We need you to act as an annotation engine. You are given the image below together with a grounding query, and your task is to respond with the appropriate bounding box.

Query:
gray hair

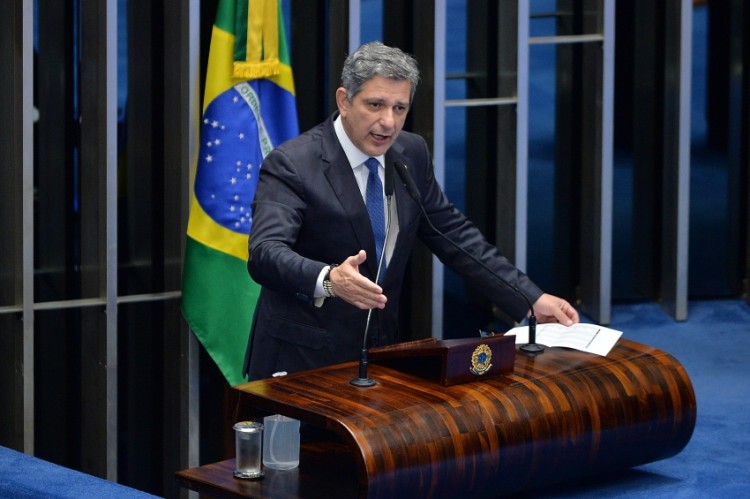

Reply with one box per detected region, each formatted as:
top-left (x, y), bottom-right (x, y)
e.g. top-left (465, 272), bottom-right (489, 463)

top-left (341, 41), bottom-right (420, 103)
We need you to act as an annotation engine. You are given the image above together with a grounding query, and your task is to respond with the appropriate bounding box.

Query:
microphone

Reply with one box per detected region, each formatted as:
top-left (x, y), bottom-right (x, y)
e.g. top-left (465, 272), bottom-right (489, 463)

top-left (392, 161), bottom-right (544, 354)
top-left (350, 162), bottom-right (395, 387)
top-left (384, 158), bottom-right (394, 197)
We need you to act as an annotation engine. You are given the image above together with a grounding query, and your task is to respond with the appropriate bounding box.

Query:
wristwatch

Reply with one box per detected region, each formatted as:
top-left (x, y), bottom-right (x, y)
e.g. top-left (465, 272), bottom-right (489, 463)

top-left (323, 264), bottom-right (338, 298)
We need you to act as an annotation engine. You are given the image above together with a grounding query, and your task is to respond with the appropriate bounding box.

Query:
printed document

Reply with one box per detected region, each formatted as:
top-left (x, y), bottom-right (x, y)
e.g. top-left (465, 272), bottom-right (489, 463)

top-left (505, 322), bottom-right (622, 356)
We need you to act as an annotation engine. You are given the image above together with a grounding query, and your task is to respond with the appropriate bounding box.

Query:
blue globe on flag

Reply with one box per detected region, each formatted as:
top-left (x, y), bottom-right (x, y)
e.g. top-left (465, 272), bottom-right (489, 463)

top-left (194, 79), bottom-right (297, 235)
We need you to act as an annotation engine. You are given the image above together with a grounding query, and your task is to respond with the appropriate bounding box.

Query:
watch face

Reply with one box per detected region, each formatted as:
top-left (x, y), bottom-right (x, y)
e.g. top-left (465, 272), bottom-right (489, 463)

top-left (323, 264), bottom-right (338, 297)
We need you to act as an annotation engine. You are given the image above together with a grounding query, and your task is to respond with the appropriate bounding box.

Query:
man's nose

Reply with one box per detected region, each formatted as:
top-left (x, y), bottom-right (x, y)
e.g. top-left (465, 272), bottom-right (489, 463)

top-left (379, 108), bottom-right (396, 128)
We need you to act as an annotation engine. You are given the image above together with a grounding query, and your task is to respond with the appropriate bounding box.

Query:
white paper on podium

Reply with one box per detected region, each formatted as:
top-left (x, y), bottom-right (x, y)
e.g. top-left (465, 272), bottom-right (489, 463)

top-left (505, 322), bottom-right (622, 356)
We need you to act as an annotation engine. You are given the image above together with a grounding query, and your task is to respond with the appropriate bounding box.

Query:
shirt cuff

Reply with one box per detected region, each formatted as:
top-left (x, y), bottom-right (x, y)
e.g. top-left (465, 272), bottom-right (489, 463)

top-left (313, 265), bottom-right (330, 308)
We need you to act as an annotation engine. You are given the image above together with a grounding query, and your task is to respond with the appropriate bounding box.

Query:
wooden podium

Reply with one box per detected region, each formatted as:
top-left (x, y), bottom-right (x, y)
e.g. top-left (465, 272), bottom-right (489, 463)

top-left (176, 338), bottom-right (696, 498)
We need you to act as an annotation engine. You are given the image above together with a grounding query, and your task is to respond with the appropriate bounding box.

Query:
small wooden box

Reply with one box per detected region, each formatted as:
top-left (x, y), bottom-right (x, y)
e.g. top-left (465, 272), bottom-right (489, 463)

top-left (368, 335), bottom-right (515, 386)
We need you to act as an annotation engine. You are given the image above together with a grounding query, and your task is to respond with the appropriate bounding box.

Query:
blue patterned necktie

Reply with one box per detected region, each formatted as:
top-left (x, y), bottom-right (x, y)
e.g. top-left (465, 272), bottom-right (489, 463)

top-left (365, 157), bottom-right (386, 281)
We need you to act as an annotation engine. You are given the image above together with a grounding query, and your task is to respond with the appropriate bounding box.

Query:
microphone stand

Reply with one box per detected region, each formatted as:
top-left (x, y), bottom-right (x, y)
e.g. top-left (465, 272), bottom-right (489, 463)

top-left (519, 314), bottom-right (543, 354)
top-left (349, 217), bottom-right (390, 387)
top-left (350, 310), bottom-right (377, 387)
top-left (393, 161), bottom-right (545, 355)
top-left (350, 163), bottom-right (394, 387)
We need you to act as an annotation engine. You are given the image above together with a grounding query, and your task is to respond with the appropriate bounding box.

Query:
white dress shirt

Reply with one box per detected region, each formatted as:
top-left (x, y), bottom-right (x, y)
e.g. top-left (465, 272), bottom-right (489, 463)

top-left (313, 116), bottom-right (400, 301)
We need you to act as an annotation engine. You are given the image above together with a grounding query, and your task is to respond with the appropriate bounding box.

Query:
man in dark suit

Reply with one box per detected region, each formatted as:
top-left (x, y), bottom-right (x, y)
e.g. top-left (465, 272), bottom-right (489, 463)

top-left (243, 41), bottom-right (579, 381)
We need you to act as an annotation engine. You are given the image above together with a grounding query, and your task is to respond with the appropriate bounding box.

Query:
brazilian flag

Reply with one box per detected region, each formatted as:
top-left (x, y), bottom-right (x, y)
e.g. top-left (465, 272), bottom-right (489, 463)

top-left (181, 0), bottom-right (298, 386)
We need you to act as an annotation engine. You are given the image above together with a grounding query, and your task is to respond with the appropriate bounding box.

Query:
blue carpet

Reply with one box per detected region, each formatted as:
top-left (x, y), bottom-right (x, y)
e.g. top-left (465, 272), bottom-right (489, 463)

top-left (0, 446), bottom-right (159, 499)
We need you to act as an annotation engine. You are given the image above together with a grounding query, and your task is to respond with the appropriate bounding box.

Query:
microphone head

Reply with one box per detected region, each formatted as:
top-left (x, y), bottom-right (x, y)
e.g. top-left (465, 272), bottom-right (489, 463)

top-left (384, 160), bottom-right (394, 196)
top-left (393, 161), bottom-right (421, 202)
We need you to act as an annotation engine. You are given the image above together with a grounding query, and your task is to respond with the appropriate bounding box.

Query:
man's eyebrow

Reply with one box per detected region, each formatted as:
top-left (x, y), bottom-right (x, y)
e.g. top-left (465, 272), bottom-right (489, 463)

top-left (362, 97), bottom-right (410, 107)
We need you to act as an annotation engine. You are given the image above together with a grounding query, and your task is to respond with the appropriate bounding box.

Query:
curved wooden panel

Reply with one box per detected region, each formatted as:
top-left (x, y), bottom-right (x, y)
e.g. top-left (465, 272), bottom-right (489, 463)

top-left (235, 339), bottom-right (696, 498)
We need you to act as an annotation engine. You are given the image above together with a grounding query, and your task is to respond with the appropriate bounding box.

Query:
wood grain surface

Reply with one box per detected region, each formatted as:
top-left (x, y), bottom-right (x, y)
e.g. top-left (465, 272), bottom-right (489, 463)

top-left (187, 339), bottom-right (696, 498)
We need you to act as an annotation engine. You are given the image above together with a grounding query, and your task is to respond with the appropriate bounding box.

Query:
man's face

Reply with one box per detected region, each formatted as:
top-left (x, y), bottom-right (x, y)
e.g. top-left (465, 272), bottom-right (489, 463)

top-left (336, 75), bottom-right (412, 158)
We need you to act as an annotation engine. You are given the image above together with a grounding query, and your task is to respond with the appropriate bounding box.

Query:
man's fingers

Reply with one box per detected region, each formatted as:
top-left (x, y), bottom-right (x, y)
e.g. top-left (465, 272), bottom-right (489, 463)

top-left (349, 294), bottom-right (387, 310)
top-left (329, 251), bottom-right (387, 309)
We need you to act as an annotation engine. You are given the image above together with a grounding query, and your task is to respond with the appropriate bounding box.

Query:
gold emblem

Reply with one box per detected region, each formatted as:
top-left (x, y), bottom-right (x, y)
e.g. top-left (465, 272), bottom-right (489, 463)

top-left (470, 344), bottom-right (493, 375)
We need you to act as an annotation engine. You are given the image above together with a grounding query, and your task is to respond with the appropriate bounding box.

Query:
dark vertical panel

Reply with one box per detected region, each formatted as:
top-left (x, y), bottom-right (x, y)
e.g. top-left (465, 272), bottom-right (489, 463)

top-left (554, 1), bottom-right (584, 300)
top-left (706, 0), bottom-right (730, 150)
top-left (121, 0), bottom-right (157, 296)
top-left (32, 0), bottom-right (82, 468)
top-left (384, 0), bottom-right (435, 340)
top-left (118, 302), bottom-right (166, 492)
top-left (384, 0), bottom-right (435, 146)
top-left (624, 1), bottom-right (690, 318)
top-left (122, 0), bottom-right (155, 475)
top-left (630, 0), bottom-right (663, 299)
top-left (328, 0), bottom-right (349, 113)
top-left (120, 0), bottom-right (167, 459)
top-left (0, 1), bottom-right (23, 308)
top-left (35, 0), bottom-right (75, 304)
top-left (553, 1), bottom-right (612, 322)
top-left (689, 0), bottom-right (744, 300)
top-left (614, 0), bottom-right (635, 150)
top-left (290, 0), bottom-right (347, 130)
top-left (611, 0), bottom-right (638, 302)
top-left (291, 1), bottom-right (327, 130)
top-left (406, 0), bottom-right (435, 340)
top-left (0, 315), bottom-right (21, 448)
top-left (35, 310), bottom-right (82, 466)
top-left (463, 0), bottom-right (523, 329)
top-left (466, 1), bottom-right (498, 243)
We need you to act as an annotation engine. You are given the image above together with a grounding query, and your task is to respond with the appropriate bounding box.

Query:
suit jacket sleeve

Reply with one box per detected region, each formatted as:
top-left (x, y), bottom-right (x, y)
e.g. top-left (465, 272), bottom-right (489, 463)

top-left (246, 140), bottom-right (326, 303)
top-left (394, 131), bottom-right (544, 321)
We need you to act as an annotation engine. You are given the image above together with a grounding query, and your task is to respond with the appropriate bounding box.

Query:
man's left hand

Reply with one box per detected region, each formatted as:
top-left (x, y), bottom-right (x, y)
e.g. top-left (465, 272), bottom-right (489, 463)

top-left (532, 293), bottom-right (579, 326)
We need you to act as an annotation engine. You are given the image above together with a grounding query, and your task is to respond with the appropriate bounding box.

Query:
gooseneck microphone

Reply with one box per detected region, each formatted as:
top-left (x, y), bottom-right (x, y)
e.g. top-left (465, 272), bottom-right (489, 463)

top-left (350, 162), bottom-right (395, 387)
top-left (393, 161), bottom-right (544, 354)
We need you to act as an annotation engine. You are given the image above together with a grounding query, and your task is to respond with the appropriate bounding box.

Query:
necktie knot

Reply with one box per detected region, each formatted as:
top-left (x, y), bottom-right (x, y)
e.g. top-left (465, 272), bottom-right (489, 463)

top-left (365, 157), bottom-right (380, 175)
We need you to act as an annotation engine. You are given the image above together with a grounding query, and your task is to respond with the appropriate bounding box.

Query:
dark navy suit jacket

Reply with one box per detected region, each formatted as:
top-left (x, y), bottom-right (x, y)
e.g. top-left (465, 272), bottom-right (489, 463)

top-left (243, 113), bottom-right (543, 380)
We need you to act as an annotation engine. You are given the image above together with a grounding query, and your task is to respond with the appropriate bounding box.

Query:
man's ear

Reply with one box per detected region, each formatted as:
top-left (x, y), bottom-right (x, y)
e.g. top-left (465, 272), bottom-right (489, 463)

top-left (335, 87), bottom-right (349, 117)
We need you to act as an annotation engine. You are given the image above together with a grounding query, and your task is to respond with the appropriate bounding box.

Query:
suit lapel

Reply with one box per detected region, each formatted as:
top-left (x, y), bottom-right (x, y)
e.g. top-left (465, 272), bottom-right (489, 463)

top-left (320, 117), bottom-right (378, 276)
top-left (318, 114), bottom-right (423, 282)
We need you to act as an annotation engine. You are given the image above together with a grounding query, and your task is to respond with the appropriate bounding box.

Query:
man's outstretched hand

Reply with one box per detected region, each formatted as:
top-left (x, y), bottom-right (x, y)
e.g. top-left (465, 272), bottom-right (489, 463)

top-left (329, 250), bottom-right (388, 310)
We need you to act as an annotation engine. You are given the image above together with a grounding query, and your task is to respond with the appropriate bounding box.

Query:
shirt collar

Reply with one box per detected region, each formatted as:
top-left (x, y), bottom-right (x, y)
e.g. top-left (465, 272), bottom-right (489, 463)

top-left (333, 115), bottom-right (384, 170)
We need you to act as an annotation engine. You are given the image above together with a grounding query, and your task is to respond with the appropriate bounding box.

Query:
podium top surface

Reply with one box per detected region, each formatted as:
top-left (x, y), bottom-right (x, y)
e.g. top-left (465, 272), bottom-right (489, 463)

top-left (236, 338), bottom-right (681, 413)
